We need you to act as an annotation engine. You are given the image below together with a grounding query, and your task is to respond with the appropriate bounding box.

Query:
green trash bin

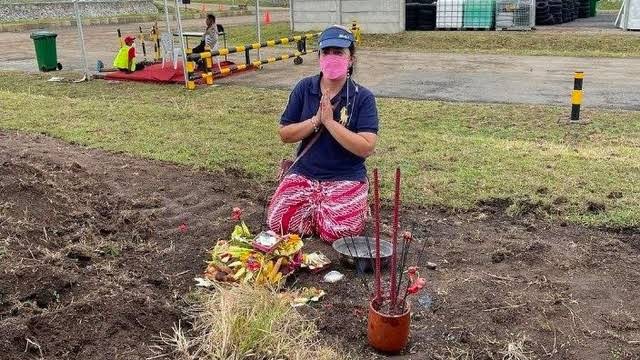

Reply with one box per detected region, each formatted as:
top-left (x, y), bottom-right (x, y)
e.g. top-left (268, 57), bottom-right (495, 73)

top-left (30, 30), bottom-right (62, 72)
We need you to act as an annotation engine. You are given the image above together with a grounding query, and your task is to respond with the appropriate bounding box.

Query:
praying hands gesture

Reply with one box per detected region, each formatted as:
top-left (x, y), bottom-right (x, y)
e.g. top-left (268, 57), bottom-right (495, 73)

top-left (318, 90), bottom-right (377, 158)
top-left (319, 91), bottom-right (336, 127)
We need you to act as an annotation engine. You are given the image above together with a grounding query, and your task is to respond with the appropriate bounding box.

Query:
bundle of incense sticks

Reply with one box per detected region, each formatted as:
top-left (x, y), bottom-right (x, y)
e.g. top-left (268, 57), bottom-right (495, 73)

top-left (372, 168), bottom-right (401, 311)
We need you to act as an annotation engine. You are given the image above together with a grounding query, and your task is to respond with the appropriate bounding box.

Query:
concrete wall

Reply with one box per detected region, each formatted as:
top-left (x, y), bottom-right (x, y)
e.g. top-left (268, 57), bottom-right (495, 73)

top-left (0, 0), bottom-right (157, 22)
top-left (291, 0), bottom-right (405, 34)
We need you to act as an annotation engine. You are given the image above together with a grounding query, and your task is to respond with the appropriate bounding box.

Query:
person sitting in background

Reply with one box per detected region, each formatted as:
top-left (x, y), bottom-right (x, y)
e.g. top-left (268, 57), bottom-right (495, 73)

top-left (112, 35), bottom-right (144, 73)
top-left (192, 14), bottom-right (219, 54)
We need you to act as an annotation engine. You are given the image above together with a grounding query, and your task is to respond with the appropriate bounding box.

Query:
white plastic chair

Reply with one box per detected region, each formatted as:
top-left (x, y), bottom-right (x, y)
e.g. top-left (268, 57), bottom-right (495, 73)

top-left (160, 33), bottom-right (183, 69)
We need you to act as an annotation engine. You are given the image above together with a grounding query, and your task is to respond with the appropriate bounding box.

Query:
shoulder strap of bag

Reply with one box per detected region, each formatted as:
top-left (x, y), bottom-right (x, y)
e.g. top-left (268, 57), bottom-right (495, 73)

top-left (286, 129), bottom-right (323, 175)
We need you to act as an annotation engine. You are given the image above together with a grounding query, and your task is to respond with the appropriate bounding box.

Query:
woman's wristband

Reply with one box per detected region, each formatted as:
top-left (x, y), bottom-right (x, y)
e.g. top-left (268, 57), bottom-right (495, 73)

top-left (309, 116), bottom-right (320, 132)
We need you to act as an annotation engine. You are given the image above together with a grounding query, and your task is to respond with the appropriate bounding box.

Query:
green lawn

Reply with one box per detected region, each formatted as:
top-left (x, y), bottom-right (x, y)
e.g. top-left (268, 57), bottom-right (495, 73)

top-left (1, 72), bottom-right (639, 230)
top-left (195, 0), bottom-right (288, 7)
top-left (211, 22), bottom-right (305, 47)
top-left (361, 30), bottom-right (640, 58)
top-left (220, 22), bottom-right (640, 58)
top-left (598, 0), bottom-right (622, 10)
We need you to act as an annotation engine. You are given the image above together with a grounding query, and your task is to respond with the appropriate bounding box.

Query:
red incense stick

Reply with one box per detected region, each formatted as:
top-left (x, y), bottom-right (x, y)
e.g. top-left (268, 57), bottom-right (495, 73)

top-left (373, 168), bottom-right (382, 302)
top-left (390, 168), bottom-right (401, 311)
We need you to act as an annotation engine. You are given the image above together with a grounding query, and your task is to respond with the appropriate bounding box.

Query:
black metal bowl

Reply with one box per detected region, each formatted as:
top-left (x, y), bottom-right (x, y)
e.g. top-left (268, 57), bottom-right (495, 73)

top-left (332, 236), bottom-right (393, 273)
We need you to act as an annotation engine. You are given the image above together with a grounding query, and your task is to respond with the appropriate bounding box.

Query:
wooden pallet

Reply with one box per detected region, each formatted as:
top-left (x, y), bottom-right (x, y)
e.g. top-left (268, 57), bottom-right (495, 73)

top-left (496, 26), bottom-right (533, 31)
top-left (436, 27), bottom-right (493, 31)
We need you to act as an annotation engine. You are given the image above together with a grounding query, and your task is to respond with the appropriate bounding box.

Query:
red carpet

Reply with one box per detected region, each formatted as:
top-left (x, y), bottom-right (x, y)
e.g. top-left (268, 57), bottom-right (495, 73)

top-left (103, 60), bottom-right (236, 84)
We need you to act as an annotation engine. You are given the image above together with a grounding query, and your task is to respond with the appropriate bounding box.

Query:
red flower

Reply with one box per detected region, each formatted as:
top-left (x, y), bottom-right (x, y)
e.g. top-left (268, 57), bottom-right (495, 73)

top-left (407, 266), bottom-right (419, 276)
top-left (403, 231), bottom-right (413, 242)
top-left (178, 223), bottom-right (189, 233)
top-left (231, 207), bottom-right (243, 221)
top-left (407, 277), bottom-right (426, 294)
top-left (246, 256), bottom-right (261, 272)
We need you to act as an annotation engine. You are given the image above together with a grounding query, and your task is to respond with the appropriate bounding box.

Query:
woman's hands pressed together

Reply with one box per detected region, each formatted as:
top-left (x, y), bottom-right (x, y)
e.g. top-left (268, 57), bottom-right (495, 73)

top-left (319, 91), bottom-right (335, 127)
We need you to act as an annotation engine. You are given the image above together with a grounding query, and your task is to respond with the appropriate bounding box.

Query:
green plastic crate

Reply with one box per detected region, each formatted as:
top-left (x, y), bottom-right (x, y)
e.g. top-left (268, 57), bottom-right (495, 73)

top-left (463, 0), bottom-right (496, 28)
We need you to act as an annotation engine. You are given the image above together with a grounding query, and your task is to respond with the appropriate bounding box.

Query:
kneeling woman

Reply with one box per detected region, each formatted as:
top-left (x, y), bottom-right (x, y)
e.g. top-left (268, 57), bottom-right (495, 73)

top-left (267, 25), bottom-right (379, 243)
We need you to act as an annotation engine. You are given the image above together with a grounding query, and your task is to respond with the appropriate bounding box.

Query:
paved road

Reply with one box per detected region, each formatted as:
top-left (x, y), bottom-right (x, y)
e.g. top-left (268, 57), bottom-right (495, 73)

top-left (217, 50), bottom-right (640, 110)
top-left (1, 12), bottom-right (638, 109)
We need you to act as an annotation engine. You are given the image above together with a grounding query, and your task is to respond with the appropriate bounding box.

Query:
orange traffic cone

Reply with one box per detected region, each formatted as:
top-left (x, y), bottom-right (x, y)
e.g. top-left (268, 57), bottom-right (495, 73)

top-left (263, 10), bottom-right (271, 24)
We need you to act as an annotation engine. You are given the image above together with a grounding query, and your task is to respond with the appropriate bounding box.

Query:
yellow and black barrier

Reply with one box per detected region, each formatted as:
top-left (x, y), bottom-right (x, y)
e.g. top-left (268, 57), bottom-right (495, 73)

top-left (151, 23), bottom-right (161, 61)
top-left (185, 48), bottom-right (197, 90)
top-left (183, 32), bottom-right (319, 90)
top-left (186, 32), bottom-right (319, 61)
top-left (351, 20), bottom-right (362, 43)
top-left (571, 71), bottom-right (584, 121)
top-left (189, 50), bottom-right (307, 83)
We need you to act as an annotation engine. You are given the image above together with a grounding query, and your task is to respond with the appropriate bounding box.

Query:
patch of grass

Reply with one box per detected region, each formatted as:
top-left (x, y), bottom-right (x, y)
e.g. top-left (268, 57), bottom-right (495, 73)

top-left (219, 22), bottom-right (301, 47)
top-left (598, 0), bottom-right (622, 10)
top-left (154, 1), bottom-right (206, 18)
top-left (0, 72), bottom-right (639, 230)
top-left (166, 285), bottom-right (344, 359)
top-left (223, 22), bottom-right (640, 58)
top-left (0, 13), bottom-right (158, 27)
top-left (99, 244), bottom-right (122, 257)
top-left (196, 0), bottom-right (288, 6)
top-left (361, 31), bottom-right (640, 58)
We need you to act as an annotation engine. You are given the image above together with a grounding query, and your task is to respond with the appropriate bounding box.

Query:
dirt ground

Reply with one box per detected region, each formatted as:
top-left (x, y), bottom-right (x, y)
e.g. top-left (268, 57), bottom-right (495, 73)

top-left (1, 130), bottom-right (639, 359)
top-left (0, 130), bottom-right (270, 360)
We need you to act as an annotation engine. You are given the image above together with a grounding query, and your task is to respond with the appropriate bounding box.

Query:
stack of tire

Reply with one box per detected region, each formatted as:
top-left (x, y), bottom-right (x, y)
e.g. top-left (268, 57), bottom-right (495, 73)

top-left (572, 0), bottom-right (579, 20)
top-left (549, 0), bottom-right (563, 23)
top-left (536, 0), bottom-right (564, 24)
top-left (578, 0), bottom-right (590, 17)
top-left (536, 0), bottom-right (556, 24)
top-left (406, 0), bottom-right (438, 31)
top-left (564, 0), bottom-right (577, 22)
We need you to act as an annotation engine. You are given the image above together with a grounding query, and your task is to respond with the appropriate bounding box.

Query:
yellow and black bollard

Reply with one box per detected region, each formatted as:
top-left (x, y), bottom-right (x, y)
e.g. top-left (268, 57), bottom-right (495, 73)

top-left (203, 47), bottom-right (214, 85)
top-left (571, 71), bottom-right (584, 122)
top-left (185, 48), bottom-right (196, 90)
top-left (139, 26), bottom-right (147, 60)
top-left (151, 24), bottom-right (161, 61)
top-left (351, 20), bottom-right (362, 43)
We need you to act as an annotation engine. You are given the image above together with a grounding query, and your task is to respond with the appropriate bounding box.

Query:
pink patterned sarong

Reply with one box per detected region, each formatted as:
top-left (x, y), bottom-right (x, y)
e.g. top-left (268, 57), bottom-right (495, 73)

top-left (267, 174), bottom-right (368, 243)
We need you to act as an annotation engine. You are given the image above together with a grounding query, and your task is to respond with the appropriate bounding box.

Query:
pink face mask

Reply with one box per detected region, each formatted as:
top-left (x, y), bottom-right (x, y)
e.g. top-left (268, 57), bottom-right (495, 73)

top-left (320, 54), bottom-right (350, 80)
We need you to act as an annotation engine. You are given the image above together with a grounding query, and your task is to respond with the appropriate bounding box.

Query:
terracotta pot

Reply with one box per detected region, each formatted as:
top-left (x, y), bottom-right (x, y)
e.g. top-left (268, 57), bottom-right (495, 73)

top-left (367, 299), bottom-right (411, 353)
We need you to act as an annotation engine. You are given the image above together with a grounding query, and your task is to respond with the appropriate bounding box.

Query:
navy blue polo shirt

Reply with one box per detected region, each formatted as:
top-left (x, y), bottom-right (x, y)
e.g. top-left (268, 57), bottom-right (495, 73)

top-left (280, 74), bottom-right (379, 182)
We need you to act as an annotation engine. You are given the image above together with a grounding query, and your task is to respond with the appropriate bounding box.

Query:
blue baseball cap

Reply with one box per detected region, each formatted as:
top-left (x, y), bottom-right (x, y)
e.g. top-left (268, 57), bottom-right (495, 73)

top-left (318, 25), bottom-right (354, 49)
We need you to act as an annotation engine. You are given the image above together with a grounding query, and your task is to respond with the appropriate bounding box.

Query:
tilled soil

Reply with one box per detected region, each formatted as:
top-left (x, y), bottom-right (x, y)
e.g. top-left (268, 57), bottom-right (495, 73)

top-left (0, 131), bottom-right (268, 360)
top-left (1, 130), bottom-right (639, 359)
